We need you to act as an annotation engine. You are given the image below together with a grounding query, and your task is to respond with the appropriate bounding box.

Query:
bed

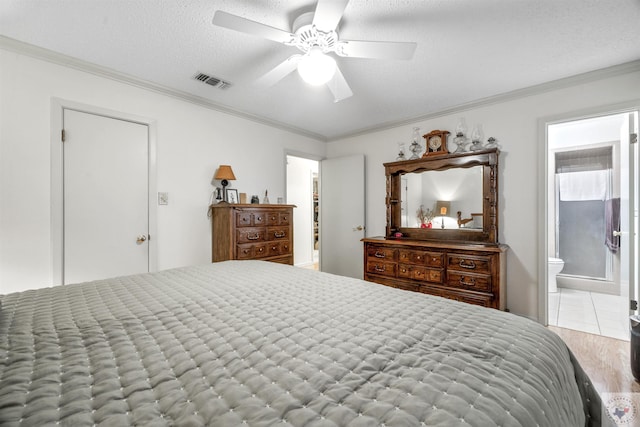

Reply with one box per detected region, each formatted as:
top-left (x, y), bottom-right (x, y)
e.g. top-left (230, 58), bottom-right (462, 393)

top-left (0, 260), bottom-right (610, 426)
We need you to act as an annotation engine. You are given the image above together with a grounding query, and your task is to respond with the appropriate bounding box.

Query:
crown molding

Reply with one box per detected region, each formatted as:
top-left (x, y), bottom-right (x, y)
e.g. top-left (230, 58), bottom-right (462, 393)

top-left (0, 36), bottom-right (327, 142)
top-left (3, 35), bottom-right (638, 144)
top-left (330, 59), bottom-right (640, 141)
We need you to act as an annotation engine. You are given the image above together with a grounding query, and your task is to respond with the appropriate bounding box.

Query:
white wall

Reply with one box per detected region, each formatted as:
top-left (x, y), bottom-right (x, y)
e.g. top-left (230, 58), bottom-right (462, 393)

top-left (0, 48), bottom-right (325, 294)
top-left (326, 69), bottom-right (640, 320)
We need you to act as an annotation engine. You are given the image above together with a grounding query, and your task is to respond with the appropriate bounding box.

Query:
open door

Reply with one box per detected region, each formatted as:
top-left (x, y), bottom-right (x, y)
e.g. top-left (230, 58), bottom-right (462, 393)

top-left (625, 112), bottom-right (639, 314)
top-left (319, 154), bottom-right (365, 278)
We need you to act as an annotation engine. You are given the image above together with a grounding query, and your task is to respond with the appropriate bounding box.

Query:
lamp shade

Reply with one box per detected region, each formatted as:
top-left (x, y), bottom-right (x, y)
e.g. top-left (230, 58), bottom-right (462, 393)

top-left (297, 47), bottom-right (336, 86)
top-left (214, 165), bottom-right (236, 181)
top-left (435, 201), bottom-right (451, 216)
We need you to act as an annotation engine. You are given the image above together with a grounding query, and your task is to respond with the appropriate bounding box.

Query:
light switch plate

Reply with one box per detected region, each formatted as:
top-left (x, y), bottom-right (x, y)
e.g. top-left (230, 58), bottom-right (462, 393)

top-left (158, 192), bottom-right (168, 205)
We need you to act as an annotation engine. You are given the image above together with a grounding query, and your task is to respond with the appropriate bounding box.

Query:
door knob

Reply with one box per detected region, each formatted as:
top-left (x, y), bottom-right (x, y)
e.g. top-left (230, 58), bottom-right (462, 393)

top-left (136, 235), bottom-right (147, 244)
top-left (353, 225), bottom-right (365, 231)
top-left (613, 230), bottom-right (622, 237)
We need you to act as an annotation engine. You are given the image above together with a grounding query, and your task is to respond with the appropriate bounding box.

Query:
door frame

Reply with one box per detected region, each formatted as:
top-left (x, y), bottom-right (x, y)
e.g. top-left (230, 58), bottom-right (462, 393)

top-left (537, 100), bottom-right (640, 324)
top-left (284, 149), bottom-right (323, 267)
top-left (51, 98), bottom-right (158, 285)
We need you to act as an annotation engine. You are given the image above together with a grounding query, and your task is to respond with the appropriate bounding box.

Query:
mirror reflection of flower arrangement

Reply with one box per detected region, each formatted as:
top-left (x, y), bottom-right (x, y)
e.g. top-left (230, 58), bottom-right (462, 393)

top-left (416, 205), bottom-right (435, 228)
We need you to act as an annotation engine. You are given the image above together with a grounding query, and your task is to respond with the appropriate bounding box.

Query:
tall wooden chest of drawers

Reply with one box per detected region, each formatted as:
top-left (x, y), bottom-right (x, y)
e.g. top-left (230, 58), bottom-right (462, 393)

top-left (210, 204), bottom-right (295, 265)
top-left (363, 237), bottom-right (507, 310)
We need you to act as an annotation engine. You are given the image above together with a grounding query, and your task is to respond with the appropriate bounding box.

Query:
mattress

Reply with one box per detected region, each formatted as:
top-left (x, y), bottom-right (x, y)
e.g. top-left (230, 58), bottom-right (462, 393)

top-left (0, 260), bottom-right (610, 426)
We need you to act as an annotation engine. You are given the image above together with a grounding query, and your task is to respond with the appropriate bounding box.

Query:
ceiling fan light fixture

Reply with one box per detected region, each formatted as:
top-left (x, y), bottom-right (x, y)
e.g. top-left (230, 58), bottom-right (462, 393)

top-left (297, 47), bottom-right (336, 86)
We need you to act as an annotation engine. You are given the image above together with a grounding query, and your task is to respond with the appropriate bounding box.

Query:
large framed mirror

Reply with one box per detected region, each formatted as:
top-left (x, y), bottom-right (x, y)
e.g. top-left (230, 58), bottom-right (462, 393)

top-left (385, 148), bottom-right (500, 244)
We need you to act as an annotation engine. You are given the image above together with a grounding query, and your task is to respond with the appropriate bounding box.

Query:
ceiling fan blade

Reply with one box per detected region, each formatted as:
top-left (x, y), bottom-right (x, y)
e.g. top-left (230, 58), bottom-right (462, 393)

top-left (326, 66), bottom-right (353, 103)
top-left (213, 11), bottom-right (294, 44)
top-left (312, 0), bottom-right (350, 32)
top-left (336, 40), bottom-right (417, 60)
top-left (254, 55), bottom-right (302, 88)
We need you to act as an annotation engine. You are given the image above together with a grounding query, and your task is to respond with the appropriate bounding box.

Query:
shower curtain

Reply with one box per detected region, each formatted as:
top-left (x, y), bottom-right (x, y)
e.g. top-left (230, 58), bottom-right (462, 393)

top-left (556, 169), bottom-right (612, 280)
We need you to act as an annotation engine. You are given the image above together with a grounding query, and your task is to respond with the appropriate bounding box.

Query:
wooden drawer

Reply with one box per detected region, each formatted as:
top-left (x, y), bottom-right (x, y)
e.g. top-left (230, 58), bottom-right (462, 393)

top-left (425, 252), bottom-right (444, 268)
top-left (399, 250), bottom-right (444, 267)
top-left (236, 212), bottom-right (253, 227)
top-left (398, 265), bottom-right (443, 283)
top-left (266, 212), bottom-right (280, 225)
top-left (395, 281), bottom-right (421, 292)
top-left (265, 241), bottom-right (292, 256)
top-left (446, 271), bottom-right (492, 293)
top-left (266, 226), bottom-right (290, 241)
top-left (366, 246), bottom-right (396, 261)
top-left (279, 212), bottom-right (291, 226)
top-left (366, 261), bottom-right (397, 277)
top-left (236, 211), bottom-right (268, 227)
top-left (398, 250), bottom-right (426, 265)
top-left (270, 256), bottom-right (293, 265)
top-left (422, 285), bottom-right (493, 307)
top-left (237, 243), bottom-right (268, 259)
top-left (447, 253), bottom-right (492, 274)
top-left (237, 227), bottom-right (265, 243)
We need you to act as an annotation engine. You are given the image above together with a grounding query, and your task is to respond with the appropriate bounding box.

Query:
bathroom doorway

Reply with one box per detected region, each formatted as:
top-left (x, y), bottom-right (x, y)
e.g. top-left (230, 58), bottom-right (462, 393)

top-left (544, 109), bottom-right (638, 340)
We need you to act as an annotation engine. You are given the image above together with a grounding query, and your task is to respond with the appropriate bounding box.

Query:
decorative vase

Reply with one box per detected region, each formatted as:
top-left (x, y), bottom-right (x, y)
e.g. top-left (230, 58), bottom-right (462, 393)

top-left (420, 223), bottom-right (427, 229)
top-left (396, 142), bottom-right (406, 161)
top-left (427, 222), bottom-right (433, 228)
top-left (470, 124), bottom-right (484, 151)
top-left (408, 127), bottom-right (422, 159)
top-left (454, 117), bottom-right (468, 152)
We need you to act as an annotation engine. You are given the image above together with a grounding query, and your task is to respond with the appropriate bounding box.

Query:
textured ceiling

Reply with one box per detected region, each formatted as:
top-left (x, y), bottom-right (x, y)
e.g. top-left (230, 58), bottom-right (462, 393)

top-left (1, 0), bottom-right (640, 140)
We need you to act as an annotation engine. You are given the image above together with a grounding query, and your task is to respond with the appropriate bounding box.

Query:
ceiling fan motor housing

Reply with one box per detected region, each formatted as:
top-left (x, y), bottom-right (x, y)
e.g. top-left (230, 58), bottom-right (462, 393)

top-left (290, 11), bottom-right (337, 54)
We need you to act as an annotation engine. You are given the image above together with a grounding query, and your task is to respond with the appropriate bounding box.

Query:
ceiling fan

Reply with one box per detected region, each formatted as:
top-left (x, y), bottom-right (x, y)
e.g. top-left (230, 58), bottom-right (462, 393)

top-left (212, 0), bottom-right (417, 102)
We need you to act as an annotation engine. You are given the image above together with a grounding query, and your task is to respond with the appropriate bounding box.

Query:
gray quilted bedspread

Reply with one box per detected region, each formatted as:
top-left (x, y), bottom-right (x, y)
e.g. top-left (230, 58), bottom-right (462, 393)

top-left (0, 261), bottom-right (607, 426)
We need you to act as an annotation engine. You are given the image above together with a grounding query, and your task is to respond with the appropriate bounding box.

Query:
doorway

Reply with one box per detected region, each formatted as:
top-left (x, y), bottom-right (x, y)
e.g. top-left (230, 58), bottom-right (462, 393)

top-left (51, 100), bottom-right (157, 285)
top-left (286, 154), bottom-right (320, 269)
top-left (542, 108), bottom-right (638, 340)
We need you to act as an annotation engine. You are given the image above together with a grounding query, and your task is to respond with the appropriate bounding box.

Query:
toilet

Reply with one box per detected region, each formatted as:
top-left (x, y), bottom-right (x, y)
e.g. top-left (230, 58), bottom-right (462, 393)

top-left (548, 257), bottom-right (565, 293)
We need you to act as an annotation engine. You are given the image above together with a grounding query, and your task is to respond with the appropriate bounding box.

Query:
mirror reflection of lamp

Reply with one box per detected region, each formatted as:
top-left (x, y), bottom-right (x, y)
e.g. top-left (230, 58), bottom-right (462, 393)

top-left (435, 200), bottom-right (451, 229)
top-left (213, 165), bottom-right (236, 203)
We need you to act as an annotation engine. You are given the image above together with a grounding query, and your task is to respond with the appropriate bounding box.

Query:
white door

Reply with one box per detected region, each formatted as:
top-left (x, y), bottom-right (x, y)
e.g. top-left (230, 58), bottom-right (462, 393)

top-left (63, 109), bottom-right (149, 284)
top-left (625, 112), bottom-right (639, 313)
top-left (320, 154), bottom-right (365, 278)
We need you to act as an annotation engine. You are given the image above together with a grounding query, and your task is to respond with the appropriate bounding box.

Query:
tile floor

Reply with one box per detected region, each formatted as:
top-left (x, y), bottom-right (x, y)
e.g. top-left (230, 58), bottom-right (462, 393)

top-left (548, 288), bottom-right (629, 341)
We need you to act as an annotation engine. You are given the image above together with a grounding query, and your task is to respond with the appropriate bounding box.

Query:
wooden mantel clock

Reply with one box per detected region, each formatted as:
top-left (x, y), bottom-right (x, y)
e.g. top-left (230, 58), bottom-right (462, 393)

top-left (423, 130), bottom-right (450, 156)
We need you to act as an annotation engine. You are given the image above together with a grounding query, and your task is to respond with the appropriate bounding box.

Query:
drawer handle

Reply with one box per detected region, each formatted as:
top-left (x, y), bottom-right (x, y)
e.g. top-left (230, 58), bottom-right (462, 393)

top-left (257, 247), bottom-right (264, 253)
top-left (272, 246), bottom-right (277, 250)
top-left (459, 259), bottom-right (476, 269)
top-left (374, 265), bottom-right (386, 272)
top-left (274, 231), bottom-right (285, 238)
top-left (256, 216), bottom-right (263, 221)
top-left (374, 251), bottom-right (386, 258)
top-left (247, 233), bottom-right (260, 241)
top-left (459, 277), bottom-right (476, 287)
top-left (432, 257), bottom-right (439, 262)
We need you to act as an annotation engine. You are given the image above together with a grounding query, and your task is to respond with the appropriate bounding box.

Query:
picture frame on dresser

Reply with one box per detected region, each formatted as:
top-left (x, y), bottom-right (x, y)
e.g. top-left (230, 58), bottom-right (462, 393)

top-left (226, 188), bottom-right (238, 204)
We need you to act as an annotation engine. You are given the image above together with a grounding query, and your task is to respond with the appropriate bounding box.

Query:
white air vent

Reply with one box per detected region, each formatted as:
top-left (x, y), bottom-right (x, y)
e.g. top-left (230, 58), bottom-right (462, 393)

top-left (194, 72), bottom-right (231, 89)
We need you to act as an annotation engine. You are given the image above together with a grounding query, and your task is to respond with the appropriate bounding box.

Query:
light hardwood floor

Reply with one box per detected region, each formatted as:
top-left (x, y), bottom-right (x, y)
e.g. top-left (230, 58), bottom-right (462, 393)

top-left (549, 326), bottom-right (640, 394)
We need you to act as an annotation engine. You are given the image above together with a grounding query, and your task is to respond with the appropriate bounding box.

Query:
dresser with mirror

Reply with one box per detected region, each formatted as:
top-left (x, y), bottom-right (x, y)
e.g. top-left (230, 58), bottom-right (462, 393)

top-left (362, 148), bottom-right (508, 310)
